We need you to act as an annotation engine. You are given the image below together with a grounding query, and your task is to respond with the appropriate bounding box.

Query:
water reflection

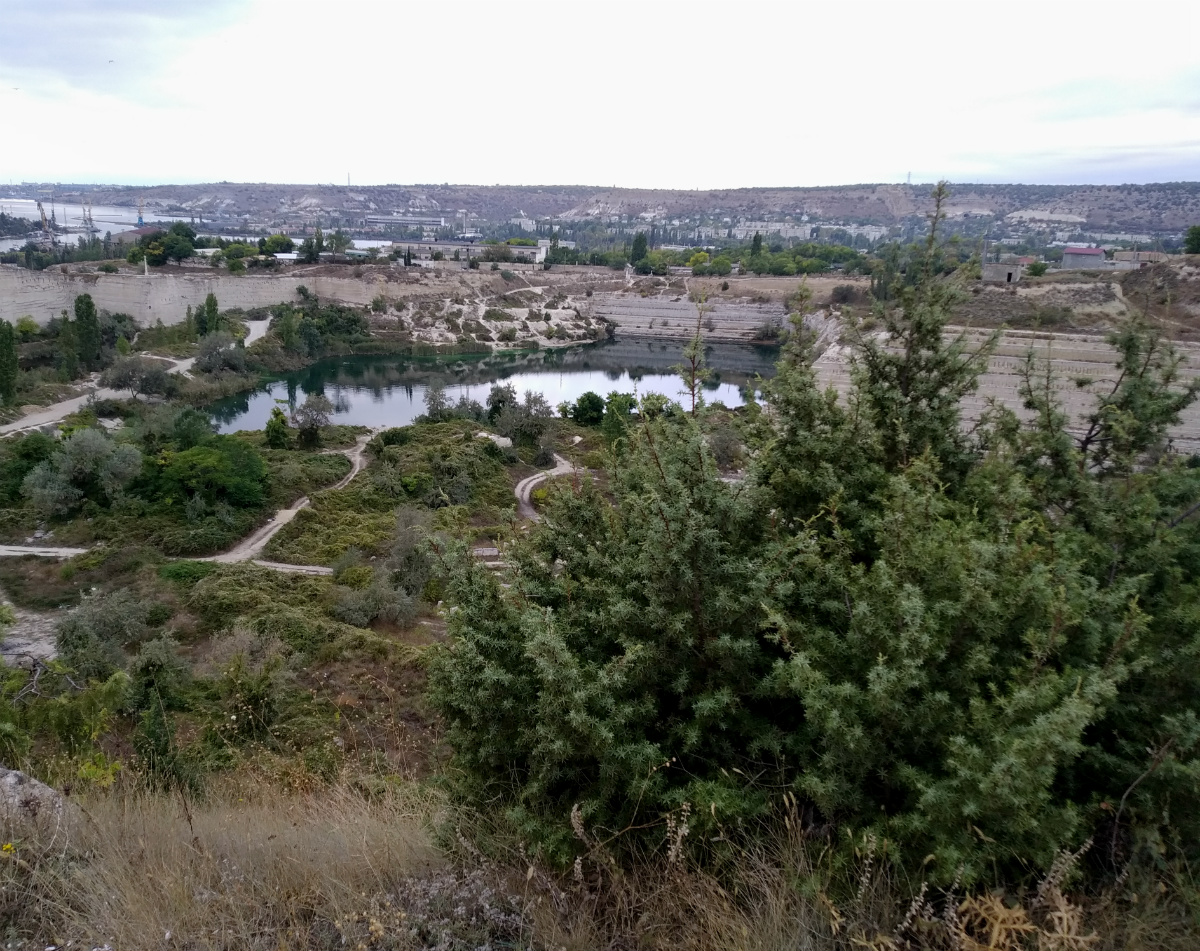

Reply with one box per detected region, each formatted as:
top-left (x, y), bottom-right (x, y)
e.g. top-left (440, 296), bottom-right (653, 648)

top-left (209, 337), bottom-right (780, 433)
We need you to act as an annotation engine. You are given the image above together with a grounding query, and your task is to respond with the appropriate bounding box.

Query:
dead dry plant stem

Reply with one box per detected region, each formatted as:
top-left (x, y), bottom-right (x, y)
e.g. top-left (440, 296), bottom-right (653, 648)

top-left (637, 416), bottom-right (677, 547)
top-left (1111, 737), bottom-right (1175, 862)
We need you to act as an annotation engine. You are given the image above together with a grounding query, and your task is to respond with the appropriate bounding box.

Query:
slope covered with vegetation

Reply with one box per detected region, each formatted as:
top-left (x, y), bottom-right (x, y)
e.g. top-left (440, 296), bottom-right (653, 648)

top-left (1, 187), bottom-right (1199, 949)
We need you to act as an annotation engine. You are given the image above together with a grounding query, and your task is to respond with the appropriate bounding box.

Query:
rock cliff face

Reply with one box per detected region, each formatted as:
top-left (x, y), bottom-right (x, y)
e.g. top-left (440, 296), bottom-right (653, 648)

top-left (0, 267), bottom-right (383, 326)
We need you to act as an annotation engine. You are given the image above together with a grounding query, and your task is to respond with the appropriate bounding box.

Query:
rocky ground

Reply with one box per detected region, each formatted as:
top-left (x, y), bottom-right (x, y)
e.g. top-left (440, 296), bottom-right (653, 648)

top-left (0, 592), bottom-right (60, 666)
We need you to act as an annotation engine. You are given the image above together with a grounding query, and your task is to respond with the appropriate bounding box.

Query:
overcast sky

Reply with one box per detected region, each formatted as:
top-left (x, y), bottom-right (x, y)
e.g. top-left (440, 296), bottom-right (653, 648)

top-left (0, 1), bottom-right (1197, 189)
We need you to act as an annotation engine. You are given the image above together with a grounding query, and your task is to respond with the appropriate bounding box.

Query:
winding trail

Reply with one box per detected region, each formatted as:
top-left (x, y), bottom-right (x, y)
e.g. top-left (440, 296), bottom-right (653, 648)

top-left (0, 431), bottom-right (374, 579)
top-left (0, 419), bottom-right (557, 579)
top-left (0, 388), bottom-right (125, 437)
top-left (200, 430), bottom-right (375, 572)
top-left (514, 454), bottom-right (574, 520)
top-left (0, 428), bottom-right (572, 661)
top-left (0, 319), bottom-right (273, 436)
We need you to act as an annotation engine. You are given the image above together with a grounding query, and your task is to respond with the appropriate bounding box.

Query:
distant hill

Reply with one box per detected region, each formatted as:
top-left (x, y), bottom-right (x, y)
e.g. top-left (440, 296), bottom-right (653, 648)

top-left (41, 181), bottom-right (1200, 233)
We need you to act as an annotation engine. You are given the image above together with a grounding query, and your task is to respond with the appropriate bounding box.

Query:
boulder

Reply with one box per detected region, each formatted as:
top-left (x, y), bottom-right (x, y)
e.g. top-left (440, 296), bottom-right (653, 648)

top-left (0, 767), bottom-right (72, 835)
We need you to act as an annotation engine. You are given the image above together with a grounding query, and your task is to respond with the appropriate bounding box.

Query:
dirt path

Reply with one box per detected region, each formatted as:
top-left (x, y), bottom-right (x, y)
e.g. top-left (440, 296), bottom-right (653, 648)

top-left (0, 430), bottom-right (373, 578)
top-left (166, 319), bottom-right (270, 378)
top-left (0, 544), bottom-right (89, 558)
top-left (0, 320), bottom-right (274, 434)
top-left (201, 431), bottom-right (374, 567)
top-left (0, 387), bottom-right (125, 436)
top-left (514, 454), bottom-right (574, 520)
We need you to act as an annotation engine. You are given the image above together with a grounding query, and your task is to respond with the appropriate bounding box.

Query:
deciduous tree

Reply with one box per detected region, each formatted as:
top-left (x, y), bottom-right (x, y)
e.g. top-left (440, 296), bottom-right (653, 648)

top-left (293, 393), bottom-right (334, 448)
top-left (571, 391), bottom-right (605, 427)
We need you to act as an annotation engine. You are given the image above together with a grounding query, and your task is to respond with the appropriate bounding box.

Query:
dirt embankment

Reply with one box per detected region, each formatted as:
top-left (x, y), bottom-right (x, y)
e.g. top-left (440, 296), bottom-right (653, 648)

top-left (952, 260), bottom-right (1200, 338)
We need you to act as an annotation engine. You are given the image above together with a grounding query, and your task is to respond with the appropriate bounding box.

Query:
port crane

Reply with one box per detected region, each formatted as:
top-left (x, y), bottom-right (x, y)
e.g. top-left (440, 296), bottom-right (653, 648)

top-left (137, 199), bottom-right (144, 227)
top-left (31, 201), bottom-right (57, 249)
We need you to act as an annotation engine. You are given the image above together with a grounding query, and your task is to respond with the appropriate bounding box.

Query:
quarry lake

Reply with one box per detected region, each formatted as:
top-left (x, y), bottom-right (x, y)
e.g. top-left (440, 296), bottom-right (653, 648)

top-left (209, 337), bottom-right (779, 433)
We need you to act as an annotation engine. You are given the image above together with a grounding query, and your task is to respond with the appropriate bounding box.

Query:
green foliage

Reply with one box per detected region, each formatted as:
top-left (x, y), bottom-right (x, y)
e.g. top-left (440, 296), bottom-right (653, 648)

top-left (707, 424), bottom-right (741, 467)
top-left (0, 320), bottom-right (17, 404)
top-left (157, 560), bottom-right (218, 585)
top-left (132, 696), bottom-right (196, 792)
top-left (270, 423), bottom-right (510, 565)
top-left (100, 356), bottom-right (173, 399)
top-left (18, 669), bottom-right (130, 757)
top-left (601, 391), bottom-right (636, 445)
top-left (571, 391), bottom-right (605, 427)
top-left (74, 293), bottom-right (102, 371)
top-left (22, 427), bottom-right (142, 518)
top-left (127, 635), bottom-right (190, 713)
top-left (1185, 225), bottom-right (1200, 255)
top-left (193, 332), bottom-right (247, 375)
top-left (1026, 261), bottom-right (1049, 277)
top-left (217, 651), bottom-right (283, 741)
top-left (847, 183), bottom-right (997, 483)
top-left (56, 315), bottom-right (80, 380)
top-left (429, 183), bottom-right (1200, 884)
top-left (485, 384), bottom-right (553, 446)
top-left (294, 393), bottom-right (334, 448)
top-left (258, 300), bottom-right (370, 367)
top-left (55, 589), bottom-right (153, 681)
top-left (264, 406), bottom-right (291, 449)
top-left (186, 566), bottom-right (354, 658)
top-left (630, 231), bottom-right (649, 264)
top-left (159, 435), bottom-right (268, 509)
top-left (263, 233), bottom-right (295, 254)
top-left (0, 432), bottom-right (55, 506)
top-left (15, 315), bottom-right (38, 341)
top-left (200, 293), bottom-right (220, 336)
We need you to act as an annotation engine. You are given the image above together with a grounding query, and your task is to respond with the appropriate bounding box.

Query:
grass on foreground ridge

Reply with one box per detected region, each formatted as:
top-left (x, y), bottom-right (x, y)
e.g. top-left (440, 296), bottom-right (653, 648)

top-left (4, 781), bottom-right (1198, 951)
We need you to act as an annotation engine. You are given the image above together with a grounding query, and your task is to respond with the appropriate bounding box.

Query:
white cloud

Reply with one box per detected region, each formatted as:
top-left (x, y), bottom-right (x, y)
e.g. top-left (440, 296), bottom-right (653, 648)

top-left (0, 0), bottom-right (1196, 187)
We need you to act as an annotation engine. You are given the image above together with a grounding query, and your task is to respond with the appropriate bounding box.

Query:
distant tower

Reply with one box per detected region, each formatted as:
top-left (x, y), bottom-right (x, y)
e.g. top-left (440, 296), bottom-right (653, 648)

top-left (906, 171), bottom-right (911, 186)
top-left (137, 198), bottom-right (144, 227)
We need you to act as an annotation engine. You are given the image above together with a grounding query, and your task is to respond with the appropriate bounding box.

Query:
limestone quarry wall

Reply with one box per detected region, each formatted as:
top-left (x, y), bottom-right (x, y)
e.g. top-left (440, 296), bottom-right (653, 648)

top-left (0, 266), bottom-right (383, 327)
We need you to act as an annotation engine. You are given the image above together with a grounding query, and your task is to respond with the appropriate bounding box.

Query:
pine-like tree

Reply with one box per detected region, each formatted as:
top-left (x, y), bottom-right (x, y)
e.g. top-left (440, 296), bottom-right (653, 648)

top-left (56, 314), bottom-right (80, 381)
top-left (264, 406), bottom-right (291, 448)
top-left (429, 182), bottom-right (1200, 883)
top-left (73, 293), bottom-right (101, 371)
top-left (630, 231), bottom-right (648, 264)
top-left (0, 320), bottom-right (18, 404)
top-left (202, 293), bottom-right (219, 336)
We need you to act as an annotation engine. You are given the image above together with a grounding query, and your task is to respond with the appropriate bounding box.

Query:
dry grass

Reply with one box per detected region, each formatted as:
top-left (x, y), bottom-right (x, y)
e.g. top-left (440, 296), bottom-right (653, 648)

top-left (4, 782), bottom-right (443, 950)
top-left (4, 784), bottom-right (1198, 950)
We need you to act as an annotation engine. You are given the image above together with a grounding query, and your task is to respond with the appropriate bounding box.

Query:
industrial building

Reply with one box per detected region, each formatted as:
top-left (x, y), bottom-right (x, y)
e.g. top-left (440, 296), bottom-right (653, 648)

top-left (1060, 246), bottom-right (1106, 269)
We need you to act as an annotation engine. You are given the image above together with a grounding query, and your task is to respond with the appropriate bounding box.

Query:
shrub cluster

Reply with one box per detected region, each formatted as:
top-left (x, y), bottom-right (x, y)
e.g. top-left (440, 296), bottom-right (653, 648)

top-left (430, 196), bottom-right (1200, 885)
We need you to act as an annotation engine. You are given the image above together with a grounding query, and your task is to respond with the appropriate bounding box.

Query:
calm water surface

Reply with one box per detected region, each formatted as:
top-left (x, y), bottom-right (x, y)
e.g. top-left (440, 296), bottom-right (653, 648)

top-left (210, 338), bottom-right (780, 433)
top-left (0, 199), bottom-right (193, 251)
